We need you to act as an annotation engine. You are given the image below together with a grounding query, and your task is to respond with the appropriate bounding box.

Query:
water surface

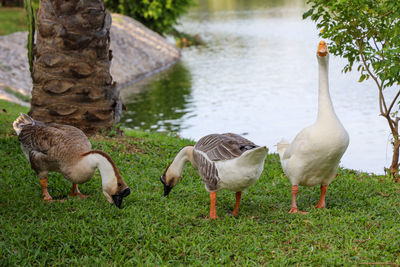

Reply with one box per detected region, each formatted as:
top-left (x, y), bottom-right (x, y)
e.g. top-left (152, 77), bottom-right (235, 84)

top-left (121, 0), bottom-right (395, 174)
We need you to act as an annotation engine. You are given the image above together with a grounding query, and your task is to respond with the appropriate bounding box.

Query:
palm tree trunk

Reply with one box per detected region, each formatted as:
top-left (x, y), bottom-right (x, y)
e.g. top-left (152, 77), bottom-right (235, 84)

top-left (29, 0), bottom-right (122, 134)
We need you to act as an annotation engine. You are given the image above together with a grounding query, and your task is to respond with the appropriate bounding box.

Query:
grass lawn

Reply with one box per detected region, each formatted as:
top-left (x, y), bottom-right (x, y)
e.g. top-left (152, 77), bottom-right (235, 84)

top-left (1, 99), bottom-right (400, 265)
top-left (0, 7), bottom-right (26, 36)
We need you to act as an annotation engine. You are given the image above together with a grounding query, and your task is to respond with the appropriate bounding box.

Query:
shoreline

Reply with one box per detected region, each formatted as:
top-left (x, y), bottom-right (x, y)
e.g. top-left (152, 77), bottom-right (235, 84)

top-left (0, 13), bottom-right (181, 106)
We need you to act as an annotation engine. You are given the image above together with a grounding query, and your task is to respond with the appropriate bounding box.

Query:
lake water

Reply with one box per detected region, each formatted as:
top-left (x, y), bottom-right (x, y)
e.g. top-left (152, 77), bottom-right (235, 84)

top-left (120, 0), bottom-right (396, 174)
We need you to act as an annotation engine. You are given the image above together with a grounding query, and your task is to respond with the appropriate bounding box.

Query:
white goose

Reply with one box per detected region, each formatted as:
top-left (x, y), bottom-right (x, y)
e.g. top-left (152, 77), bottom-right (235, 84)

top-left (160, 133), bottom-right (268, 219)
top-left (13, 113), bottom-right (130, 208)
top-left (277, 41), bottom-right (349, 214)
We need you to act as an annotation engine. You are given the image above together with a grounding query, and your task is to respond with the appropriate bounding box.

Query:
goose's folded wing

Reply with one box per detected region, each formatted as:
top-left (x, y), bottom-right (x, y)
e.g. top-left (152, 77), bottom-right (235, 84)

top-left (18, 124), bottom-right (57, 154)
top-left (195, 133), bottom-right (258, 161)
top-left (40, 123), bottom-right (91, 150)
top-left (28, 150), bottom-right (54, 173)
top-left (18, 123), bottom-right (91, 157)
top-left (47, 123), bottom-right (88, 140)
top-left (192, 150), bottom-right (220, 191)
top-left (282, 129), bottom-right (310, 161)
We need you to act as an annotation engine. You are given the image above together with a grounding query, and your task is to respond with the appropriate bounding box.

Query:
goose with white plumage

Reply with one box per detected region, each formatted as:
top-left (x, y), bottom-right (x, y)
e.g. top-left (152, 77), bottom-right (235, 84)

top-left (277, 41), bottom-right (349, 214)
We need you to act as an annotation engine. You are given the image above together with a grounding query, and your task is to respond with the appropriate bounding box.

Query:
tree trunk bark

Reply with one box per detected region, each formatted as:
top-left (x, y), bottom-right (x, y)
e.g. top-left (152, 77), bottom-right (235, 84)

top-left (390, 121), bottom-right (400, 182)
top-left (29, 0), bottom-right (122, 135)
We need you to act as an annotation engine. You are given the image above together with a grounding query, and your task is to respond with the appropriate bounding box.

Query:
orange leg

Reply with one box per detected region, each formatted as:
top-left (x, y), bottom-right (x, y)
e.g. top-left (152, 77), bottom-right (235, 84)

top-left (289, 185), bottom-right (307, 214)
top-left (70, 184), bottom-right (87, 198)
top-left (315, 185), bottom-right (327, 209)
top-left (232, 191), bottom-right (242, 217)
top-left (209, 192), bottom-right (217, 220)
top-left (39, 178), bottom-right (53, 201)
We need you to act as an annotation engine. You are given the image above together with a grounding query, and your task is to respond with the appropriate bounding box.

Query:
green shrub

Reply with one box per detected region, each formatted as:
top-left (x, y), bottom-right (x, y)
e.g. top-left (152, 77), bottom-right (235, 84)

top-left (104, 0), bottom-right (194, 35)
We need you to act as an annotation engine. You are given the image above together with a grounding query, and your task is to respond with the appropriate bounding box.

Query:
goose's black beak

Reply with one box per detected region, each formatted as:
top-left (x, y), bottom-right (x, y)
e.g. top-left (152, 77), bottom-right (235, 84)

top-left (160, 176), bottom-right (172, 196)
top-left (112, 187), bottom-right (130, 208)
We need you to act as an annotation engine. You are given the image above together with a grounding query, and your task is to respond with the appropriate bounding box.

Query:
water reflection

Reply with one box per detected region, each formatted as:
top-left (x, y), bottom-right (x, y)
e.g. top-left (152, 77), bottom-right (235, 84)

top-left (121, 63), bottom-right (192, 132)
top-left (120, 0), bottom-right (392, 174)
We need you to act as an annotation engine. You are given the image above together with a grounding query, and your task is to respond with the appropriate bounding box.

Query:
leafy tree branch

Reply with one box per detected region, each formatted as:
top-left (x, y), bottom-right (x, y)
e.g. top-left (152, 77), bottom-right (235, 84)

top-left (304, 0), bottom-right (400, 179)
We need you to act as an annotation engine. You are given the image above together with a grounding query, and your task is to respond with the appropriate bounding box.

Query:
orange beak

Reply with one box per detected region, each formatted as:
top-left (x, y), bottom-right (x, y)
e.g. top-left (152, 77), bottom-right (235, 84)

top-left (317, 41), bottom-right (328, 57)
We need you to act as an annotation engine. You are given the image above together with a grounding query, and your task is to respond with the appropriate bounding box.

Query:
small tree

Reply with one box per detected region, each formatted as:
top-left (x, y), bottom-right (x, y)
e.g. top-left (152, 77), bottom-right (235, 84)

top-left (304, 0), bottom-right (400, 180)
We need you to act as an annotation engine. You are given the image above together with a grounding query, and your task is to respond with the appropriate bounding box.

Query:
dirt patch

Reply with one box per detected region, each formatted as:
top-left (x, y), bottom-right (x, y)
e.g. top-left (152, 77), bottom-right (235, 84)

top-left (90, 134), bottom-right (147, 154)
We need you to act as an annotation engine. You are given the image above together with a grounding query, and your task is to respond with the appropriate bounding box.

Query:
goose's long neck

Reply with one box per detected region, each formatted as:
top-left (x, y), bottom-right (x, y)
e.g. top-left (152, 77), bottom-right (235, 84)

top-left (84, 151), bottom-right (118, 190)
top-left (317, 57), bottom-right (337, 122)
top-left (169, 146), bottom-right (194, 176)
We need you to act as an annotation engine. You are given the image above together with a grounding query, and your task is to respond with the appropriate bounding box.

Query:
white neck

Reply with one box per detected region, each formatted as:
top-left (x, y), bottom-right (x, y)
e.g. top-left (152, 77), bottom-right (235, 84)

top-left (85, 152), bottom-right (118, 193)
top-left (168, 146), bottom-right (194, 177)
top-left (317, 55), bottom-right (337, 122)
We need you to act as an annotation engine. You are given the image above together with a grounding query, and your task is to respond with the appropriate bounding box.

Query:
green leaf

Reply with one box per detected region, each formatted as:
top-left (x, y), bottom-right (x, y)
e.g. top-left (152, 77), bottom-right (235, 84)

top-left (302, 9), bottom-right (313, 19)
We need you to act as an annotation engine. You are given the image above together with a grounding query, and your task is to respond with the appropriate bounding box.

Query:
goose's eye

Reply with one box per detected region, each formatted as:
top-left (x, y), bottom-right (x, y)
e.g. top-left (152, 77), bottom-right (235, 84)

top-left (118, 183), bottom-right (122, 188)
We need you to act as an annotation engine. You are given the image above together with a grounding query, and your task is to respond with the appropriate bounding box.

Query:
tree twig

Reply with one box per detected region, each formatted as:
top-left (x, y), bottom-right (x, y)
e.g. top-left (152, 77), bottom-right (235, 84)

top-left (355, 39), bottom-right (388, 116)
top-left (387, 89), bottom-right (400, 116)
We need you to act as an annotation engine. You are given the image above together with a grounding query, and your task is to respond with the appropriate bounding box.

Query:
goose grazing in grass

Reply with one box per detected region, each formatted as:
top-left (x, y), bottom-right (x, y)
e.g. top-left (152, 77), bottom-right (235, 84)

top-left (160, 133), bottom-right (268, 219)
top-left (277, 41), bottom-right (349, 214)
top-left (13, 113), bottom-right (130, 208)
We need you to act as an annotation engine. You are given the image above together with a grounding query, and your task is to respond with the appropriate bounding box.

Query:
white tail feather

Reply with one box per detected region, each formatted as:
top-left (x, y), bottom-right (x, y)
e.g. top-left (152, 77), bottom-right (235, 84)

top-left (238, 146), bottom-right (268, 166)
top-left (13, 113), bottom-right (33, 135)
top-left (277, 139), bottom-right (290, 159)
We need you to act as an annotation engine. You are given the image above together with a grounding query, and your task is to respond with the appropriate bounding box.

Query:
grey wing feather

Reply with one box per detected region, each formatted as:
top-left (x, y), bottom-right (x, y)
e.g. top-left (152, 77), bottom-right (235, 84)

top-left (194, 133), bottom-right (258, 161)
top-left (192, 150), bottom-right (219, 191)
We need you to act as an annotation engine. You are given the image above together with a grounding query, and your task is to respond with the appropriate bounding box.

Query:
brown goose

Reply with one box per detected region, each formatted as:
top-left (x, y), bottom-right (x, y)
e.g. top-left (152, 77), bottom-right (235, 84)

top-left (160, 133), bottom-right (268, 219)
top-left (13, 113), bottom-right (130, 208)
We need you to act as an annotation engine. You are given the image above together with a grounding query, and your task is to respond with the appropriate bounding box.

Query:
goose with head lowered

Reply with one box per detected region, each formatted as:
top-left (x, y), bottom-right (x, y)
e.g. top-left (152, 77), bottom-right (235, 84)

top-left (277, 41), bottom-right (349, 214)
top-left (160, 133), bottom-right (268, 219)
top-left (13, 113), bottom-right (130, 208)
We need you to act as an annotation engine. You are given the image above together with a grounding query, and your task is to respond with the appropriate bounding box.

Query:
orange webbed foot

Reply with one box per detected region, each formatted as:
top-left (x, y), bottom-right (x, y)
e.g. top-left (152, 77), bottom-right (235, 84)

top-left (43, 196), bottom-right (54, 201)
top-left (205, 214), bottom-right (218, 220)
top-left (40, 178), bottom-right (54, 201)
top-left (70, 192), bottom-right (87, 199)
top-left (44, 195), bottom-right (67, 202)
top-left (315, 202), bottom-right (325, 209)
top-left (70, 184), bottom-right (87, 199)
top-left (289, 207), bottom-right (308, 214)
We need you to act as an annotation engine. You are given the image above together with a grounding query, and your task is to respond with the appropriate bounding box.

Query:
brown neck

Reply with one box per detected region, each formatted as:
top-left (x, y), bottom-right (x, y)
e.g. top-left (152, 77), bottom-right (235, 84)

top-left (82, 150), bottom-right (123, 185)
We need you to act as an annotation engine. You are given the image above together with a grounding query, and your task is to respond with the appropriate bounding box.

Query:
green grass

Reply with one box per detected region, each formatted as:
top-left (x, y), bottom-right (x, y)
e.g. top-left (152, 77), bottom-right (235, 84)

top-left (1, 99), bottom-right (400, 265)
top-left (0, 7), bottom-right (27, 36)
top-left (0, 99), bottom-right (28, 135)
